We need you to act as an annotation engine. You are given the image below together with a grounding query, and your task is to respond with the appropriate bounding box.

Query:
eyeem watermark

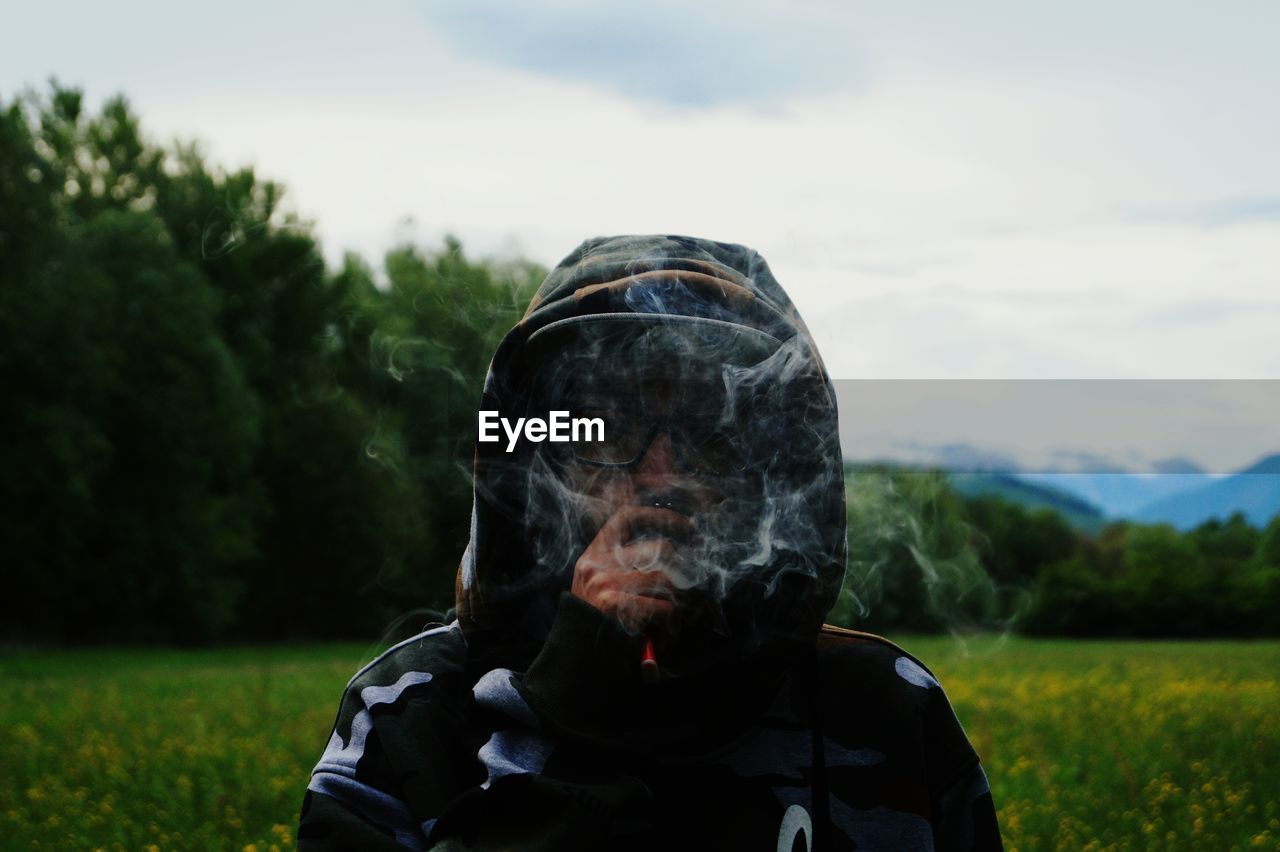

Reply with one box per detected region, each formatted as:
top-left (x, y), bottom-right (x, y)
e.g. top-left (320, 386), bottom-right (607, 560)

top-left (479, 410), bottom-right (604, 452)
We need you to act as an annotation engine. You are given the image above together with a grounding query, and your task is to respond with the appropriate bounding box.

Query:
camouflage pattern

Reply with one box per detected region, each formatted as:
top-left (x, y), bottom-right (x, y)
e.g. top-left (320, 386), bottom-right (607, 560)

top-left (299, 604), bottom-right (1000, 850)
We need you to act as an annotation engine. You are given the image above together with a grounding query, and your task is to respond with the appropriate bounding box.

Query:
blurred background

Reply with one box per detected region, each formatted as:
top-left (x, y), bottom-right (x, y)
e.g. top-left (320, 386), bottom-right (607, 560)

top-left (2, 2), bottom-right (1278, 849)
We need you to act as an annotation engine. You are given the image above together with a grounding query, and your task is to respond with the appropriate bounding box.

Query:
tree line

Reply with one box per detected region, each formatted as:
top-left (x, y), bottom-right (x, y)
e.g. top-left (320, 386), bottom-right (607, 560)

top-left (839, 468), bottom-right (1280, 637)
top-left (2, 85), bottom-right (1276, 643)
top-left (1, 85), bottom-right (539, 643)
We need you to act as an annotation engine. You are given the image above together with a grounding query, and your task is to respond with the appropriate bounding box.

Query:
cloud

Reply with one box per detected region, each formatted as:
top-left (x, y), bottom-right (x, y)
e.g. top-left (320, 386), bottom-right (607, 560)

top-left (1145, 298), bottom-right (1280, 326)
top-left (422, 1), bottom-right (861, 108)
top-left (1124, 197), bottom-right (1280, 228)
top-left (10, 1), bottom-right (1280, 386)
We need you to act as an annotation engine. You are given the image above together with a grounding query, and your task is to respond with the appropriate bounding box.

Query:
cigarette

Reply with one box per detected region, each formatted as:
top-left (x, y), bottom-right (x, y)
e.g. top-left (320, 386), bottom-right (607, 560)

top-left (640, 634), bottom-right (660, 685)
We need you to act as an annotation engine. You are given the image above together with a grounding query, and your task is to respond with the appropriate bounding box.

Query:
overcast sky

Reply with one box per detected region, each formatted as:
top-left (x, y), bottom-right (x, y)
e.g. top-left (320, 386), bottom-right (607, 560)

top-left (7, 2), bottom-right (1279, 467)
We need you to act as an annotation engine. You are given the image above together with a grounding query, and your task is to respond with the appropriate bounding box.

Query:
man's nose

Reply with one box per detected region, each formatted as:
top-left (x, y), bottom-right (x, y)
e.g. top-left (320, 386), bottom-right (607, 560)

top-left (633, 430), bottom-right (679, 482)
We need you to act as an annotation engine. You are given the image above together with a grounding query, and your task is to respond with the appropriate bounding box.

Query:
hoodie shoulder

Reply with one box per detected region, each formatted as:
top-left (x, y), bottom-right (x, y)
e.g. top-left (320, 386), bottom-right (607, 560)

top-left (814, 625), bottom-right (982, 791)
top-left (343, 622), bottom-right (469, 693)
top-left (301, 623), bottom-right (478, 849)
top-left (816, 624), bottom-right (943, 689)
top-left (314, 622), bottom-right (471, 768)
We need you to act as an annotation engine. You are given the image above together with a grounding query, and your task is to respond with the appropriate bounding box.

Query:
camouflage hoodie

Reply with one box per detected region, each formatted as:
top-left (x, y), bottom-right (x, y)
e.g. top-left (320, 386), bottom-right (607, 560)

top-left (299, 235), bottom-right (1002, 851)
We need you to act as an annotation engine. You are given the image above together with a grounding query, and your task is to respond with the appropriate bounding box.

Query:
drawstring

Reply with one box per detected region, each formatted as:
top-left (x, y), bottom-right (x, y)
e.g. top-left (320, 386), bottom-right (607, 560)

top-left (808, 646), bottom-right (832, 852)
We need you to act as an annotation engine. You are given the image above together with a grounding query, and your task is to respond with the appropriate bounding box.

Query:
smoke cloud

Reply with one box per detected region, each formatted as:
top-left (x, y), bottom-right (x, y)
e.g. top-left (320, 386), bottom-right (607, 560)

top-left (483, 315), bottom-right (846, 661)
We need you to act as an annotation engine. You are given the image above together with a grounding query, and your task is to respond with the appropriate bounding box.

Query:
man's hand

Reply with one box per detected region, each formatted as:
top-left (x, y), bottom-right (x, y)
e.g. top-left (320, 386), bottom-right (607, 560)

top-left (571, 505), bottom-right (696, 634)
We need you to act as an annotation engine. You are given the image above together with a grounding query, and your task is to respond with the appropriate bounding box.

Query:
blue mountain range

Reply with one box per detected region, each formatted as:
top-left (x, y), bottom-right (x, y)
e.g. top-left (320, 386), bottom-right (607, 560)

top-left (1007, 454), bottom-right (1280, 530)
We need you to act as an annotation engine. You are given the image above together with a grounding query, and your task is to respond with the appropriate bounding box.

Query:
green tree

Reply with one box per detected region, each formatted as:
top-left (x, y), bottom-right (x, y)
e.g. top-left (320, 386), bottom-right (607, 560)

top-left (1118, 524), bottom-right (1210, 636)
top-left (1231, 515), bottom-right (1280, 634)
top-left (1191, 512), bottom-right (1261, 566)
top-left (835, 468), bottom-right (998, 633)
top-left (331, 241), bottom-right (541, 619)
top-left (961, 494), bottom-right (1079, 626)
top-left (1, 92), bottom-right (261, 640)
top-left (1022, 557), bottom-right (1114, 636)
top-left (3, 84), bottom-right (525, 641)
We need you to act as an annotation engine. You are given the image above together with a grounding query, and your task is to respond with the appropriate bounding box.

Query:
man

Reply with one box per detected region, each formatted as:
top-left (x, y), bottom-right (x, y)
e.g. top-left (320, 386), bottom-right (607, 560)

top-left (299, 235), bottom-right (1002, 850)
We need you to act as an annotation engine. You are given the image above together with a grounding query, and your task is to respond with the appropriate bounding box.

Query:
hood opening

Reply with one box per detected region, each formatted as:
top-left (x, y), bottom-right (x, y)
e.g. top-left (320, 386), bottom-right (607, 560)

top-left (456, 236), bottom-right (846, 675)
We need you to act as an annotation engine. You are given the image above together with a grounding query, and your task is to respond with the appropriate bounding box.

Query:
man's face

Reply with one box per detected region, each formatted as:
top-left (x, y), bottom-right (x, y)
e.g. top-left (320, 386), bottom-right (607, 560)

top-left (529, 343), bottom-right (767, 614)
top-left (521, 326), bottom-right (830, 654)
top-left (555, 367), bottom-right (744, 536)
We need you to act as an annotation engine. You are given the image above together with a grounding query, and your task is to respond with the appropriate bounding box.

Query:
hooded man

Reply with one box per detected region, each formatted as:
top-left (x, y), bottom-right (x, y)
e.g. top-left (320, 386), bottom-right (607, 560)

top-left (299, 235), bottom-right (1003, 851)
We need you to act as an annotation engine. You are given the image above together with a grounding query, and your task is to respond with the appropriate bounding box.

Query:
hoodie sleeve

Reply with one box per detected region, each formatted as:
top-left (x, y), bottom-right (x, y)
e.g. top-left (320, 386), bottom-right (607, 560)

top-left (815, 629), bottom-right (1004, 851)
top-left (915, 655), bottom-right (1004, 852)
top-left (298, 625), bottom-right (475, 851)
top-left (931, 759), bottom-right (1003, 852)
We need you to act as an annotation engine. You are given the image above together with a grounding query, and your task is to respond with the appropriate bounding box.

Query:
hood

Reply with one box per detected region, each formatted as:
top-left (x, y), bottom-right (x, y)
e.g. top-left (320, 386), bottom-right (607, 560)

top-left (455, 235), bottom-right (846, 672)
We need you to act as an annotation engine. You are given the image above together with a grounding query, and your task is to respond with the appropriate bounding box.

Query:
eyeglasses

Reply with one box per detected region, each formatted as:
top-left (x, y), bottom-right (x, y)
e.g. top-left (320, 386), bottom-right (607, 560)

top-left (566, 410), bottom-right (745, 474)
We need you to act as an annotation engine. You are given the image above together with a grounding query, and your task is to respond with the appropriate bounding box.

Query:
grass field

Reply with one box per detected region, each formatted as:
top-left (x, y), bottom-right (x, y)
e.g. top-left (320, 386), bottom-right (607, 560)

top-left (2, 637), bottom-right (1277, 851)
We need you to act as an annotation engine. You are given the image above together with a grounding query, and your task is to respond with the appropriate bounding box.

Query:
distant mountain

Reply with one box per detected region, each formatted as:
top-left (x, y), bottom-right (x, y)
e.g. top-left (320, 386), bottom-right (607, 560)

top-left (1150, 456), bottom-right (1210, 474)
top-left (1014, 470), bottom-right (1212, 518)
top-left (1241, 454), bottom-right (1280, 475)
top-left (949, 472), bottom-right (1106, 533)
top-left (1131, 454), bottom-right (1280, 529)
top-left (848, 453), bottom-right (1280, 532)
